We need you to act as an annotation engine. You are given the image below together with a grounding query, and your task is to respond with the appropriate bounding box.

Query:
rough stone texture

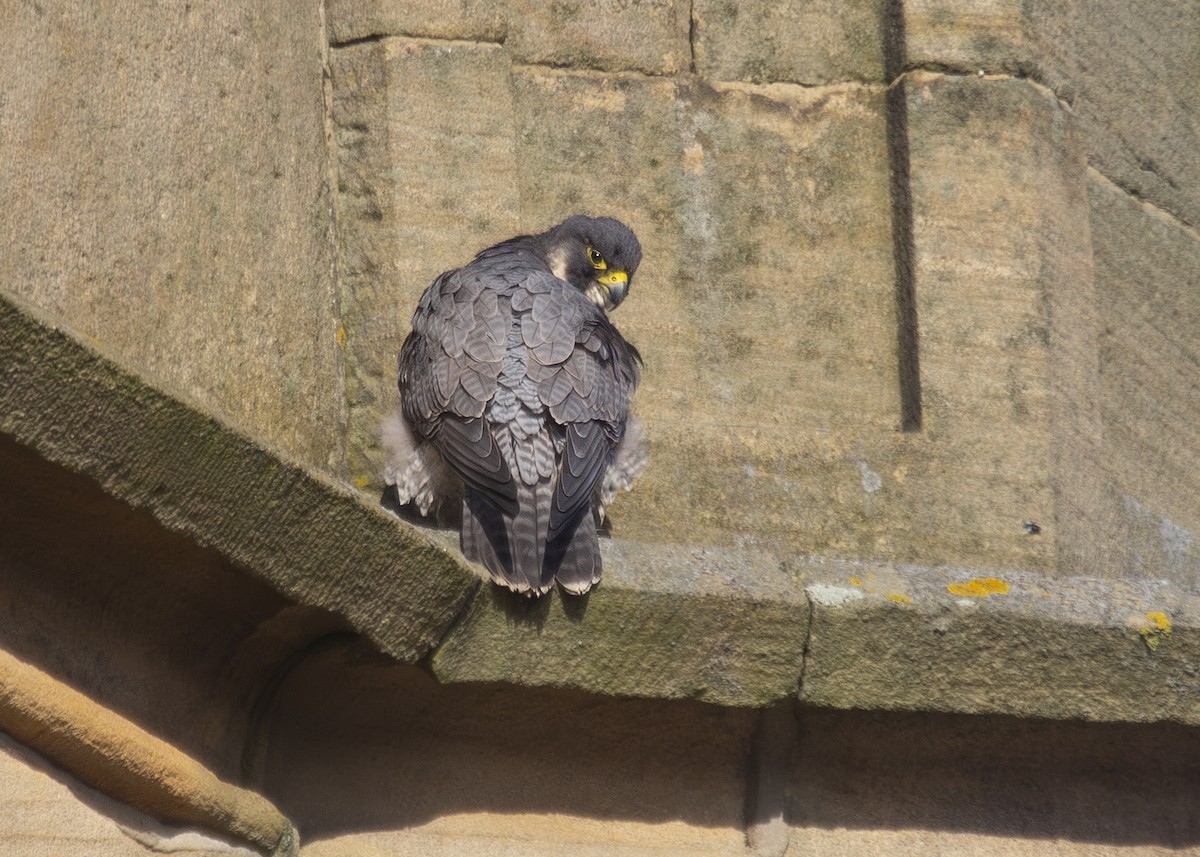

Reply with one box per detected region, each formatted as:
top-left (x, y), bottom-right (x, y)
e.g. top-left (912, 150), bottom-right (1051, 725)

top-left (798, 559), bottom-right (1200, 725)
top-left (325, 0), bottom-right (505, 44)
top-left (903, 0), bottom-right (1200, 227)
top-left (896, 71), bottom-right (1125, 576)
top-left (1089, 173), bottom-right (1200, 582)
top-left (787, 707), bottom-right (1200, 854)
top-left (0, 290), bottom-right (480, 664)
top-left (0, 650), bottom-right (297, 856)
top-left (431, 540), bottom-right (810, 706)
top-left (0, 0), bottom-right (343, 473)
top-left (261, 646), bottom-right (756, 856)
top-left (693, 0), bottom-right (886, 84)
top-left (505, 0), bottom-right (691, 75)
top-left (521, 71), bottom-right (899, 555)
top-left (325, 0), bottom-right (688, 74)
top-left (646, 79), bottom-right (898, 556)
top-left (331, 37), bottom-right (521, 489)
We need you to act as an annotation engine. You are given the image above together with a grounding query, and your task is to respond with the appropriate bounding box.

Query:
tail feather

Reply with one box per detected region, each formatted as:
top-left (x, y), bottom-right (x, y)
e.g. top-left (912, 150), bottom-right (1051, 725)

top-left (550, 520), bottom-right (602, 595)
top-left (460, 482), bottom-right (555, 596)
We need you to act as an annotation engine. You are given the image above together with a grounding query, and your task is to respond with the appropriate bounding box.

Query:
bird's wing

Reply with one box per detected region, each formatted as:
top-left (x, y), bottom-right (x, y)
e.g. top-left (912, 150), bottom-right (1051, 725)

top-left (523, 279), bottom-right (643, 550)
top-left (399, 267), bottom-right (518, 517)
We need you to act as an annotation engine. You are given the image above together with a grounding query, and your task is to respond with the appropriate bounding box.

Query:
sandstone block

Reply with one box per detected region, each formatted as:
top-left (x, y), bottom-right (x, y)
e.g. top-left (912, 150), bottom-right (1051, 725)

top-left (331, 38), bottom-right (521, 488)
top-left (1090, 173), bottom-right (1200, 583)
top-left (904, 0), bottom-right (1200, 226)
top-left (0, 1), bottom-right (341, 472)
top-left (895, 72), bottom-right (1111, 573)
top-left (430, 540), bottom-right (809, 706)
top-left (693, 0), bottom-right (886, 84)
top-left (325, 0), bottom-right (505, 44)
top-left (506, 0), bottom-right (691, 74)
top-left (799, 564), bottom-right (1200, 724)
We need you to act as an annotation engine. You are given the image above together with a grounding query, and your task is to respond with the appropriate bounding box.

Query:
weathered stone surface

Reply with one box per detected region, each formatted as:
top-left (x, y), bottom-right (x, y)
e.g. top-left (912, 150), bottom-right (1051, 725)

top-left (506, 0), bottom-right (691, 75)
top-left (1090, 173), bottom-right (1200, 584)
top-left (431, 540), bottom-right (808, 706)
top-left (693, 0), bottom-right (886, 84)
top-left (325, 0), bottom-right (505, 44)
top-left (798, 560), bottom-right (1200, 724)
top-left (648, 80), bottom-right (898, 556)
top-left (0, 290), bottom-right (480, 663)
top-left (331, 37), bottom-right (521, 489)
top-left (903, 0), bottom-right (1200, 226)
top-left (0, 0), bottom-right (342, 473)
top-left (896, 71), bottom-right (1121, 574)
top-left (262, 648), bottom-right (755, 854)
top-left (0, 649), bottom-right (297, 856)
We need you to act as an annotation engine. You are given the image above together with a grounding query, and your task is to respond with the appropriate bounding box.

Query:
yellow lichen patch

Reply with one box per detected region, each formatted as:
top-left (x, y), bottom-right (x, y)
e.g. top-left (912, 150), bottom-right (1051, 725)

top-left (849, 576), bottom-right (863, 587)
top-left (353, 475), bottom-right (370, 488)
top-left (885, 593), bottom-right (912, 604)
top-left (336, 325), bottom-right (347, 350)
top-left (1139, 611), bottom-right (1173, 652)
top-left (947, 577), bottom-right (1010, 598)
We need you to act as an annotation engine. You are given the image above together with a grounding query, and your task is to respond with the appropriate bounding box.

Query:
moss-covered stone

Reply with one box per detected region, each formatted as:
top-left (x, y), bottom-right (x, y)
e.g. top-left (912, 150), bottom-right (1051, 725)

top-left (431, 540), bottom-right (810, 707)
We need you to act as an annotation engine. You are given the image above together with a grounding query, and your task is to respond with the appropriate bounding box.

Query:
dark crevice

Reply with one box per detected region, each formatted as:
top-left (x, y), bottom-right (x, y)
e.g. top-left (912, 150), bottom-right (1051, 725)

top-left (883, 0), bottom-right (923, 432)
top-left (328, 32), bottom-right (390, 50)
top-left (688, 0), bottom-right (697, 74)
top-left (328, 31), bottom-right (505, 50)
top-left (795, 588), bottom-right (816, 698)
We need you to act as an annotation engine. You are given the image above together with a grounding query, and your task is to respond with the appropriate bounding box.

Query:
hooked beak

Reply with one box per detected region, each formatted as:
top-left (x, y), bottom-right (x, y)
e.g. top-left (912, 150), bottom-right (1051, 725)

top-left (590, 269), bottom-right (629, 311)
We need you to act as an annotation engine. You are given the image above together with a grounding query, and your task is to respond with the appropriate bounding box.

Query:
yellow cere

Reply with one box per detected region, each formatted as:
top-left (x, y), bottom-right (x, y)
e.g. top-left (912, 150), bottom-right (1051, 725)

top-left (598, 270), bottom-right (628, 285)
top-left (947, 577), bottom-right (1010, 598)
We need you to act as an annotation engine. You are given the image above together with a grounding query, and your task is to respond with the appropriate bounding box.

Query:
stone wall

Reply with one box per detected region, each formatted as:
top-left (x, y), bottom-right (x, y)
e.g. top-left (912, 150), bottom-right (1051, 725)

top-left (3, 0), bottom-right (1196, 585)
top-left (2, 3), bottom-right (1199, 853)
top-left (323, 0), bottom-right (1200, 585)
top-left (0, 2), bottom-right (342, 473)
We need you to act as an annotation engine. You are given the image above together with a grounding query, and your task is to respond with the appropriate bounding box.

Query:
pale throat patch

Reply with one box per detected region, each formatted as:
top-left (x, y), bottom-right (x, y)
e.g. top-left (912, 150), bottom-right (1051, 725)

top-left (584, 284), bottom-right (607, 308)
top-left (547, 246), bottom-right (570, 282)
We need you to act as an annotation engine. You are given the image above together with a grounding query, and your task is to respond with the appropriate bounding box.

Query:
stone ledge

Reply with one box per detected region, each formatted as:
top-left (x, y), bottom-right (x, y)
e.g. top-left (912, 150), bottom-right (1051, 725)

top-left (429, 539), bottom-right (810, 707)
top-left (3, 288), bottom-right (1197, 722)
top-left (0, 288), bottom-right (479, 663)
top-left (794, 556), bottom-right (1200, 725)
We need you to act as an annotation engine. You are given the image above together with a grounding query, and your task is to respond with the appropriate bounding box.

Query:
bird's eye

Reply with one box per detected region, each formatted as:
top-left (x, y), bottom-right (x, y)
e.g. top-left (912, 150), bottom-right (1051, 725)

top-left (587, 247), bottom-right (606, 269)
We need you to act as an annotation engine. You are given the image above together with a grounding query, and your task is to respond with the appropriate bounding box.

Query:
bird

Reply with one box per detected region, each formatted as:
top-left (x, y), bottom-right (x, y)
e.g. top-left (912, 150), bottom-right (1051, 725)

top-left (382, 215), bottom-right (647, 596)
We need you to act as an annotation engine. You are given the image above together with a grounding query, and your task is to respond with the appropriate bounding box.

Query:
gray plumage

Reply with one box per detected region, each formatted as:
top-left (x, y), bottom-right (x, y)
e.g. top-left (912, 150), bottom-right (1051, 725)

top-left (383, 216), bottom-right (646, 596)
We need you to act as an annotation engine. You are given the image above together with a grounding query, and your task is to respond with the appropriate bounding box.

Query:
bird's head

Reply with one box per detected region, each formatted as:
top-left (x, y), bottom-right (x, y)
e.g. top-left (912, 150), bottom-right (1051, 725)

top-left (541, 215), bottom-right (642, 312)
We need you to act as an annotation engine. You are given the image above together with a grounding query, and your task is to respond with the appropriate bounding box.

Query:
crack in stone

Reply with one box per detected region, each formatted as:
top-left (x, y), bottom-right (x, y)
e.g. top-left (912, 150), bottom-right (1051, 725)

top-left (1087, 165), bottom-right (1200, 239)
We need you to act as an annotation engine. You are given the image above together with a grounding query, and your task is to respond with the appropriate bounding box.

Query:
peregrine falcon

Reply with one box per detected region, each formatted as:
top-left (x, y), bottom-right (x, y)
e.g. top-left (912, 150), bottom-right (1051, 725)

top-left (382, 216), bottom-right (647, 596)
